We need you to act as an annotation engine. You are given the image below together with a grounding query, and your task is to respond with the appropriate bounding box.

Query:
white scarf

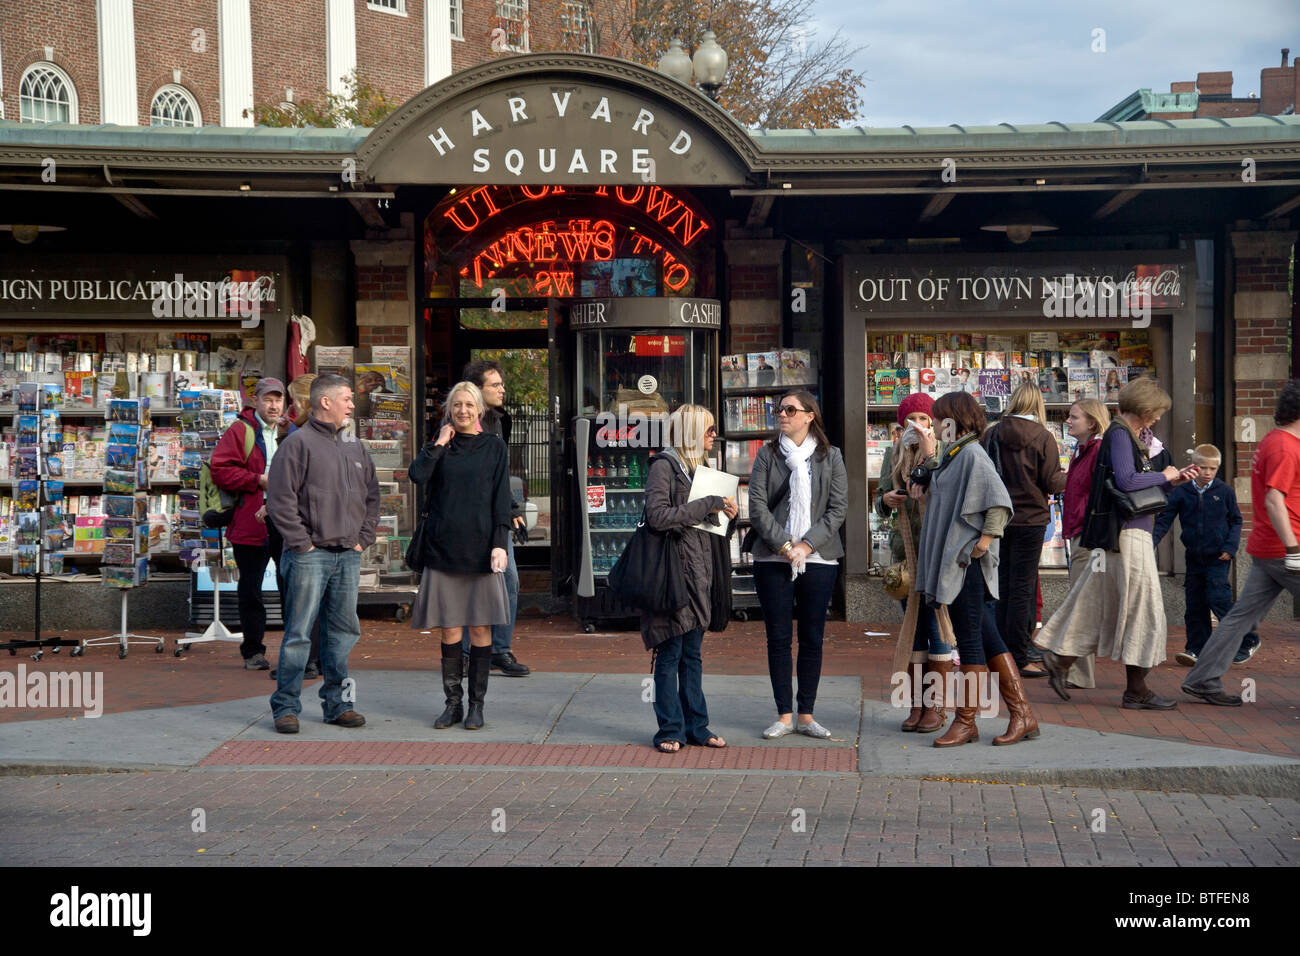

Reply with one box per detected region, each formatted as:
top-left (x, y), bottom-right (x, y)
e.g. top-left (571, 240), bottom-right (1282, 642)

top-left (780, 432), bottom-right (817, 577)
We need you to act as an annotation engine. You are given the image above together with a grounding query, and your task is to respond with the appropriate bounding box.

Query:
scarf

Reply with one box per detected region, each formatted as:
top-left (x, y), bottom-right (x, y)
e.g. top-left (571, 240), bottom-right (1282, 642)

top-left (780, 432), bottom-right (818, 578)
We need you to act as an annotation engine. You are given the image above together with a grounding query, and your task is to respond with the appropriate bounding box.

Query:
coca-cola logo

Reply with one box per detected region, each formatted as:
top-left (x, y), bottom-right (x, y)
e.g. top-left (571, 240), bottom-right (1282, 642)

top-left (1119, 268), bottom-right (1181, 303)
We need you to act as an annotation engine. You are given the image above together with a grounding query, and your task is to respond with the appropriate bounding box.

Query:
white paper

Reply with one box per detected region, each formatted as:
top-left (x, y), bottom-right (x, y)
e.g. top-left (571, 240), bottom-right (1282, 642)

top-left (687, 465), bottom-right (739, 536)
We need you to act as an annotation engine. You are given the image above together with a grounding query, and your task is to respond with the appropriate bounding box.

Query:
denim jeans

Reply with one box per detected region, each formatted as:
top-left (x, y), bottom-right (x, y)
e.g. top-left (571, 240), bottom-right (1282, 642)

top-left (271, 547), bottom-right (362, 721)
top-left (754, 561), bottom-right (838, 715)
top-left (948, 559), bottom-right (1008, 667)
top-left (995, 524), bottom-right (1045, 668)
top-left (267, 516), bottom-right (320, 667)
top-left (1185, 558), bottom-right (1259, 656)
top-left (461, 537), bottom-right (518, 655)
top-left (652, 628), bottom-right (710, 745)
top-left (900, 597), bottom-right (950, 656)
top-left (1185, 557), bottom-right (1298, 694)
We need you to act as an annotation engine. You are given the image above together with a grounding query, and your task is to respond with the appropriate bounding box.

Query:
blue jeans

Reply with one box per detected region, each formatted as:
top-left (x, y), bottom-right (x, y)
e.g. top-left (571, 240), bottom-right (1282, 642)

top-left (754, 561), bottom-right (838, 715)
top-left (461, 537), bottom-right (518, 655)
top-left (1185, 559), bottom-right (1259, 655)
top-left (900, 597), bottom-right (950, 656)
top-left (652, 628), bottom-right (711, 745)
top-left (271, 548), bottom-right (362, 721)
top-left (947, 559), bottom-right (1008, 667)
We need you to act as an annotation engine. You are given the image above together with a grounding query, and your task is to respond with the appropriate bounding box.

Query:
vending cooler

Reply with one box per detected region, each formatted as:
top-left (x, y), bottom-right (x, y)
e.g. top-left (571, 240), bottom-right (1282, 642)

top-left (567, 298), bottom-right (719, 631)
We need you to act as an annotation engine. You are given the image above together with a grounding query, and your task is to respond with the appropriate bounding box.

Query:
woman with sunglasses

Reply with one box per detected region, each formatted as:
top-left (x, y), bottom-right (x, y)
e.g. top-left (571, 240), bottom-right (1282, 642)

top-left (749, 391), bottom-right (848, 739)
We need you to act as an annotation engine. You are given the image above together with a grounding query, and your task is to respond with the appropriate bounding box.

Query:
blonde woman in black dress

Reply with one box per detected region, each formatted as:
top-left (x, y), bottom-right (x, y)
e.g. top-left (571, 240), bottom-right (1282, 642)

top-left (409, 382), bottom-right (511, 730)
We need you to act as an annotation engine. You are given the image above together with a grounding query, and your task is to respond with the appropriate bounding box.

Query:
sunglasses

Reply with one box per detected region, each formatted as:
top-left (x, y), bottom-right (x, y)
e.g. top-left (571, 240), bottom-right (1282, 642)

top-left (705, 425), bottom-right (718, 436)
top-left (777, 405), bottom-right (808, 416)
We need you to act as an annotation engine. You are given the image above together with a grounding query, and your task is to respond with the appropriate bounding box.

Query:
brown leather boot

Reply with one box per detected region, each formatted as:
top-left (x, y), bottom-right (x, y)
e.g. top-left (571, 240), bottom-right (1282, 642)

top-left (915, 659), bottom-right (952, 734)
top-left (989, 653), bottom-right (1040, 745)
top-left (934, 664), bottom-right (985, 747)
top-left (900, 659), bottom-right (927, 732)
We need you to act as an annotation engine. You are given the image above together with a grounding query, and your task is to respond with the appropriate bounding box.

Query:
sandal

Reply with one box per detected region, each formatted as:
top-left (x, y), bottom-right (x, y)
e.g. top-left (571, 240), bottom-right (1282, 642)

top-left (692, 735), bottom-right (727, 749)
top-left (655, 740), bottom-right (683, 753)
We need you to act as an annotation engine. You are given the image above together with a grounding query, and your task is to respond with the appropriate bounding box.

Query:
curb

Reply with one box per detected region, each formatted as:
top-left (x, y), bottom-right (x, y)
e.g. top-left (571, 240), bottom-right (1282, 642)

top-left (0, 761), bottom-right (189, 776)
top-left (903, 763), bottom-right (1300, 799)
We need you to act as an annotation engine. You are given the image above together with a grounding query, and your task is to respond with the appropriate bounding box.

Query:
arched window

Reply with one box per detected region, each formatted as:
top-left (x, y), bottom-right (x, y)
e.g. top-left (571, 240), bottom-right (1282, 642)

top-left (19, 63), bottom-right (77, 124)
top-left (150, 85), bottom-right (201, 127)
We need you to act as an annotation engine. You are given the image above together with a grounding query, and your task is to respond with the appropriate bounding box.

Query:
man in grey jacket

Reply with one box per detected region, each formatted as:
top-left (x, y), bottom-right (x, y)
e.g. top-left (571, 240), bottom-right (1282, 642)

top-left (266, 374), bottom-right (380, 734)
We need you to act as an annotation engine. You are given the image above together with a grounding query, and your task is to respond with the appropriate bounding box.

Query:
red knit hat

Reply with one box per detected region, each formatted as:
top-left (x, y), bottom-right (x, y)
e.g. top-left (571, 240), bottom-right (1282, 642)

top-left (896, 392), bottom-right (934, 426)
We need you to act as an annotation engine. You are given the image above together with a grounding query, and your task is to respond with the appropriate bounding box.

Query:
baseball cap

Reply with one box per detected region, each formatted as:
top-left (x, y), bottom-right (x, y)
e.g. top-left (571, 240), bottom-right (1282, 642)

top-left (254, 377), bottom-right (286, 398)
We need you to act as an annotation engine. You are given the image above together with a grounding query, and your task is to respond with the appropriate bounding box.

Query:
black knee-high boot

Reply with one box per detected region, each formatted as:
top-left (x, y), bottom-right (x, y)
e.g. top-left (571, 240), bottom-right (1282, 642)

top-left (436, 643), bottom-right (464, 729)
top-left (465, 644), bottom-right (491, 730)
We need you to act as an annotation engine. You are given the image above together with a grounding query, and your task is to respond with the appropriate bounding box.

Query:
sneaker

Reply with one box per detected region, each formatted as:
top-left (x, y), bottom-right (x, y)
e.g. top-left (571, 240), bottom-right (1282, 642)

top-left (1174, 651), bottom-right (1198, 667)
top-left (491, 651), bottom-right (531, 677)
top-left (244, 653), bottom-right (270, 671)
top-left (274, 714), bottom-right (300, 734)
top-left (326, 710), bottom-right (366, 728)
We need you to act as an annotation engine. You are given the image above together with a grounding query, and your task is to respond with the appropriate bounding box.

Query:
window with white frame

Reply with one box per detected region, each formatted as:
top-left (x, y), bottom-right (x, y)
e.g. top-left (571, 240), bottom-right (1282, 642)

top-left (149, 85), bottom-right (201, 127)
top-left (450, 0), bottom-right (463, 40)
top-left (19, 63), bottom-right (77, 124)
top-left (561, 2), bottom-right (594, 53)
top-left (496, 0), bottom-right (528, 52)
top-left (367, 0), bottom-right (406, 13)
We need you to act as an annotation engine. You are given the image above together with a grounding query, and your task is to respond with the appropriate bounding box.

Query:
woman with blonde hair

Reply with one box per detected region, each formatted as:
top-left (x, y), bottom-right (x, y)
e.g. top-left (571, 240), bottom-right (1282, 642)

top-left (408, 381), bottom-right (512, 730)
top-left (641, 404), bottom-right (737, 753)
top-left (980, 380), bottom-right (1066, 678)
top-left (1037, 378), bottom-right (1198, 709)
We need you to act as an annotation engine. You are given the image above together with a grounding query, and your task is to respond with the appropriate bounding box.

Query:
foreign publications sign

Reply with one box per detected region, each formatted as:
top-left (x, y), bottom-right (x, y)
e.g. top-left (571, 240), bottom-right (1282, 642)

top-left (846, 258), bottom-right (1185, 314)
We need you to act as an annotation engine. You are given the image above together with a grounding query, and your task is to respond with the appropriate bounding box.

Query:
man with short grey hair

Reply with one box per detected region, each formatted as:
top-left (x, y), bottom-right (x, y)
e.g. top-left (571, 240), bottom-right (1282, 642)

top-left (266, 373), bottom-right (380, 733)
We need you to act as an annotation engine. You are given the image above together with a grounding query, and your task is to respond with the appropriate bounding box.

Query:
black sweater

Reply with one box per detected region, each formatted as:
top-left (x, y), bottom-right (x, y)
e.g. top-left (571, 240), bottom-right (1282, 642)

top-left (410, 432), bottom-right (511, 573)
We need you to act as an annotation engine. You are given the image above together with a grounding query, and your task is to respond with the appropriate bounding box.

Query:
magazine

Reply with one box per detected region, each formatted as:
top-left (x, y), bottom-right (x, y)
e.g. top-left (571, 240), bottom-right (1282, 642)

top-left (1068, 368), bottom-right (1099, 401)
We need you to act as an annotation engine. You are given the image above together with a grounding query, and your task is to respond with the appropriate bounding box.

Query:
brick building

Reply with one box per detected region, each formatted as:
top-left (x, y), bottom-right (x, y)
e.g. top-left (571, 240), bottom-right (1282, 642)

top-left (1098, 47), bottom-right (1300, 121)
top-left (0, 0), bottom-right (625, 127)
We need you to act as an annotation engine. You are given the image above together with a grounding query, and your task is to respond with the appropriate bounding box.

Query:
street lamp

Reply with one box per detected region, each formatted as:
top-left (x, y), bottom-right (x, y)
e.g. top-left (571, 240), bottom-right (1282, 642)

top-left (657, 31), bottom-right (728, 102)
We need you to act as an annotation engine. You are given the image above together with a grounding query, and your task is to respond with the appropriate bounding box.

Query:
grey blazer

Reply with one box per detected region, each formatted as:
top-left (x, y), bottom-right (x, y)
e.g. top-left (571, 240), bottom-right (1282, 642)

top-left (748, 443), bottom-right (848, 561)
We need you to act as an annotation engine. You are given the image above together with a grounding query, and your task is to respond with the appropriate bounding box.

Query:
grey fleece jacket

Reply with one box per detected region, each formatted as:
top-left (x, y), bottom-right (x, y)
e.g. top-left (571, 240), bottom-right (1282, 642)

top-left (266, 415), bottom-right (380, 554)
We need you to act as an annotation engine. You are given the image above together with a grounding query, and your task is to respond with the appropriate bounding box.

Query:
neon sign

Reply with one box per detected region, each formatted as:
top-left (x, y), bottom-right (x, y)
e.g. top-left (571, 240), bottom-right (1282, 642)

top-left (437, 185), bottom-right (707, 295)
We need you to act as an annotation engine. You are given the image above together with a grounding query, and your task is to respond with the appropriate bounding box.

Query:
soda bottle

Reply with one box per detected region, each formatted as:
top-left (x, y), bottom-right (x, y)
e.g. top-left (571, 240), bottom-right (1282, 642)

top-left (628, 454), bottom-right (642, 489)
top-left (594, 456), bottom-right (606, 482)
top-left (615, 454), bottom-right (628, 488)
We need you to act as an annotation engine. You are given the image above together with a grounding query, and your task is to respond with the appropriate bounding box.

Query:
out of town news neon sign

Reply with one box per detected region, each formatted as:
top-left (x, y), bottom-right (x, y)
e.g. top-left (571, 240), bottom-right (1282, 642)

top-left (438, 184), bottom-right (709, 294)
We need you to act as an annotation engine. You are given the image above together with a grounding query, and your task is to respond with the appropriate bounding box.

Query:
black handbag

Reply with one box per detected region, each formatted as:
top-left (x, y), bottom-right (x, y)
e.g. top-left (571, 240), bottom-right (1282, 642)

top-left (1105, 478), bottom-right (1168, 519)
top-left (607, 506), bottom-right (689, 614)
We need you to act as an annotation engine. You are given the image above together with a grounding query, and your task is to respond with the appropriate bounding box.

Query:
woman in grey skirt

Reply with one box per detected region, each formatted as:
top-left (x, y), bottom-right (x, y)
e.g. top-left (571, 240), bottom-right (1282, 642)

top-left (408, 381), bottom-right (511, 730)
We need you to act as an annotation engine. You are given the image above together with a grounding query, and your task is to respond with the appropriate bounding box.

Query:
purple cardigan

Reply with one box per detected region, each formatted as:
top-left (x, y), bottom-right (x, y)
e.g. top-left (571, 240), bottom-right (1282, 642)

top-left (1108, 427), bottom-right (1171, 533)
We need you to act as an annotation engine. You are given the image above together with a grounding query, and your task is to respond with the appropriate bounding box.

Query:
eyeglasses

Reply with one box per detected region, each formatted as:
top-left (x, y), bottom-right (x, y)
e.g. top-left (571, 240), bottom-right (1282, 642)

top-left (705, 425), bottom-right (717, 436)
top-left (777, 405), bottom-right (807, 416)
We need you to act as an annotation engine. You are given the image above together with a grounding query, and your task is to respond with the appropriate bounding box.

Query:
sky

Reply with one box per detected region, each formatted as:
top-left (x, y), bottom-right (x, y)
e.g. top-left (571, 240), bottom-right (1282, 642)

top-left (808, 0), bottom-right (1300, 128)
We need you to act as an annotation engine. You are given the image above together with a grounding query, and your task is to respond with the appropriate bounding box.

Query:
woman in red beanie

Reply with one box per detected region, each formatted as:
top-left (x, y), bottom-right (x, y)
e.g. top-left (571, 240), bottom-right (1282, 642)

top-left (876, 392), bottom-right (952, 732)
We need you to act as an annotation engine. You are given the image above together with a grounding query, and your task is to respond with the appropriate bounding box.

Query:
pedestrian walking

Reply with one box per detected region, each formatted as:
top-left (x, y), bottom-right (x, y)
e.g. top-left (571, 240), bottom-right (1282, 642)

top-left (408, 381), bottom-right (512, 731)
top-left (750, 391), bottom-right (848, 740)
top-left (913, 390), bottom-right (1037, 747)
top-left (1037, 377), bottom-right (1197, 709)
top-left (1183, 381), bottom-right (1300, 706)
top-left (875, 393), bottom-right (951, 733)
top-left (639, 404), bottom-right (736, 753)
top-left (1154, 443), bottom-right (1259, 667)
top-left (209, 377), bottom-right (293, 671)
top-left (1054, 397), bottom-right (1113, 689)
top-left (980, 382), bottom-right (1067, 678)
top-left (458, 359), bottom-right (530, 677)
top-left (265, 373), bottom-right (380, 734)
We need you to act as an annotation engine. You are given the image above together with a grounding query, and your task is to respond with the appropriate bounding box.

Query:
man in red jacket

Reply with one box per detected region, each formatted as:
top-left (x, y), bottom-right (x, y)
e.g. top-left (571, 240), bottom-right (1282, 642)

top-left (211, 378), bottom-right (311, 671)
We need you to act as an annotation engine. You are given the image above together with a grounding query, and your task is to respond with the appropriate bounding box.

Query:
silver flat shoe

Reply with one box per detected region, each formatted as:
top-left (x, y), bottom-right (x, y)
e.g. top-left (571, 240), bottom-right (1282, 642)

top-left (796, 719), bottom-right (832, 739)
top-left (762, 719), bottom-right (796, 739)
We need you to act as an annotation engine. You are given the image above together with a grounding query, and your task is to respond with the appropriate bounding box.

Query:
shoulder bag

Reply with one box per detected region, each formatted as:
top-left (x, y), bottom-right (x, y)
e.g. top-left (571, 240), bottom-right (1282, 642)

top-left (1104, 428), bottom-right (1168, 519)
top-left (607, 456), bottom-right (690, 614)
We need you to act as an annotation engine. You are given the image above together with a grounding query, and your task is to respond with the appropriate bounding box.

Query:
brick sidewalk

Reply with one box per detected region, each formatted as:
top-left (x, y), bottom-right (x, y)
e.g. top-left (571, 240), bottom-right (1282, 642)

top-left (3, 618), bottom-right (1297, 760)
top-left (1, 768), bottom-right (1295, 866)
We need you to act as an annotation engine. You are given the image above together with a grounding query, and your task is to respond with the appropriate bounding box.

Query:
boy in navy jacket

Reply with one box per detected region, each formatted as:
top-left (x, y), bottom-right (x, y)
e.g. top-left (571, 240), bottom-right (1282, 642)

top-left (1154, 444), bottom-right (1259, 665)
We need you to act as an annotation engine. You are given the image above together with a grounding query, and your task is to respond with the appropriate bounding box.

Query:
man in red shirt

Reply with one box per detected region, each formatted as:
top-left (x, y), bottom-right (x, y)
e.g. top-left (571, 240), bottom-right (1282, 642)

top-left (1183, 380), bottom-right (1300, 705)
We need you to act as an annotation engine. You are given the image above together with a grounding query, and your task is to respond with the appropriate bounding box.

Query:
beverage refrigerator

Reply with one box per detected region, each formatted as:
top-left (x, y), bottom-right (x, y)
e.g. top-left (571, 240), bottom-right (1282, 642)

top-left (567, 298), bottom-right (719, 632)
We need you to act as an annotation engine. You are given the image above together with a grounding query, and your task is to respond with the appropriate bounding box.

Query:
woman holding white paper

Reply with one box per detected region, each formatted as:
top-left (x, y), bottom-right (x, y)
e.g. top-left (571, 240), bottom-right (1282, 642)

top-left (749, 391), bottom-right (848, 740)
top-left (640, 404), bottom-right (738, 753)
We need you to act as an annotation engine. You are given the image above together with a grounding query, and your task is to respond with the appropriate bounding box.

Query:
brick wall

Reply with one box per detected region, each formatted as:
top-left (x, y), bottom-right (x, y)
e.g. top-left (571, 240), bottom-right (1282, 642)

top-left (354, 0), bottom-right (425, 105)
top-left (2, 0), bottom-right (101, 123)
top-left (451, 0), bottom-right (632, 74)
top-left (358, 325), bottom-right (410, 347)
top-left (1230, 231), bottom-right (1296, 541)
top-left (724, 246), bottom-right (784, 353)
top-left (357, 264), bottom-right (409, 299)
top-left (249, 2), bottom-right (327, 116)
top-left (133, 0), bottom-right (220, 126)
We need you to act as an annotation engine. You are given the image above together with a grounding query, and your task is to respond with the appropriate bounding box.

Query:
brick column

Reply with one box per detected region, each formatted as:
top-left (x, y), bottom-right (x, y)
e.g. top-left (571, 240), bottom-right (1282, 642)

top-left (722, 238), bottom-right (785, 353)
top-left (1229, 229), bottom-right (1296, 620)
top-left (351, 239), bottom-right (414, 352)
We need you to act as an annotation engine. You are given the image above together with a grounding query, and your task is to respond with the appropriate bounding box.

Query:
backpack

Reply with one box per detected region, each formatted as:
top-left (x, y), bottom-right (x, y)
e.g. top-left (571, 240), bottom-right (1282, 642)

top-left (200, 421), bottom-right (256, 529)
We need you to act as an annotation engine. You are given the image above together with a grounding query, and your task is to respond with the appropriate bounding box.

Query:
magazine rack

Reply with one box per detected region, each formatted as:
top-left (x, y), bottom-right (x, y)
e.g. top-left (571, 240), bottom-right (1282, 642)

top-left (176, 530), bottom-right (243, 655)
top-left (80, 587), bottom-right (165, 659)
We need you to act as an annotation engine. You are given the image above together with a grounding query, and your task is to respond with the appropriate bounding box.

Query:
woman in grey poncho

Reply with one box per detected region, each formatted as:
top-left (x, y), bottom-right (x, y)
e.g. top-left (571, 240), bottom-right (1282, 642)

top-left (912, 391), bottom-right (1040, 747)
